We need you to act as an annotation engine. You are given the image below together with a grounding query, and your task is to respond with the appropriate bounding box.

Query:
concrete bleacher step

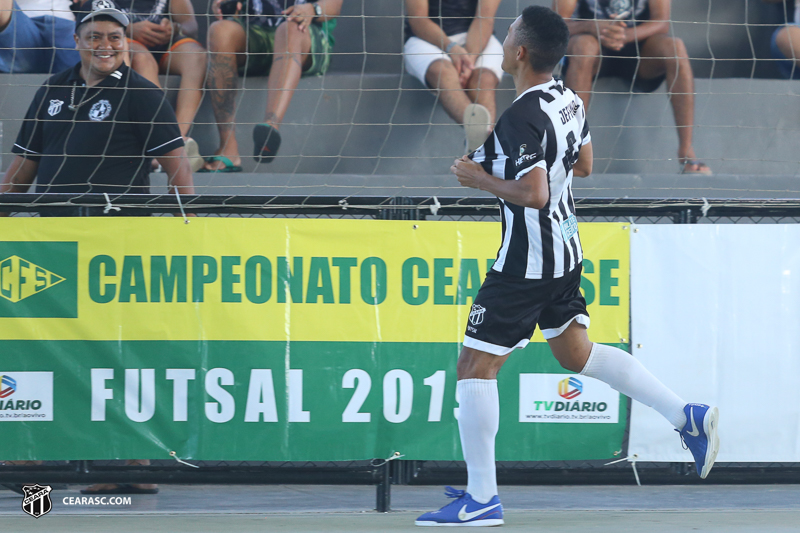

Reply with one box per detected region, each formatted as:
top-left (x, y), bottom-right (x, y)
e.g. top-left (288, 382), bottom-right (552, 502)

top-left (149, 172), bottom-right (800, 200)
top-left (1, 74), bottom-right (799, 179)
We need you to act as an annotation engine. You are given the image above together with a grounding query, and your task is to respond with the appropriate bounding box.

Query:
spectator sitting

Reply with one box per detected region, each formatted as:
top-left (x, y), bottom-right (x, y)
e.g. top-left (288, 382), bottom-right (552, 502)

top-left (0, 0), bottom-right (194, 210)
top-left (202, 0), bottom-right (341, 172)
top-left (404, 0), bottom-right (502, 153)
top-left (555, 0), bottom-right (712, 175)
top-left (0, 3), bottom-right (192, 491)
top-left (0, 0), bottom-right (80, 73)
top-left (80, 0), bottom-right (207, 172)
top-left (766, 0), bottom-right (800, 79)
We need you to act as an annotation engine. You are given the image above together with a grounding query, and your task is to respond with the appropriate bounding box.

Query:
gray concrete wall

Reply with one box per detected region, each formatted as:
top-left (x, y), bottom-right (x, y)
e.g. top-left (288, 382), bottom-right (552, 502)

top-left (2, 74), bottom-right (798, 177)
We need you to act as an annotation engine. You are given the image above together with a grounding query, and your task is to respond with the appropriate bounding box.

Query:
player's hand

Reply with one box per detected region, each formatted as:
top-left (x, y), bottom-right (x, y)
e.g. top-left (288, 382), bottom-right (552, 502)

top-left (447, 44), bottom-right (469, 80)
top-left (158, 18), bottom-right (175, 40)
top-left (458, 53), bottom-right (477, 88)
top-left (284, 3), bottom-right (315, 32)
top-left (130, 21), bottom-right (168, 48)
top-left (451, 155), bottom-right (488, 190)
top-left (212, 0), bottom-right (241, 21)
top-left (598, 20), bottom-right (626, 51)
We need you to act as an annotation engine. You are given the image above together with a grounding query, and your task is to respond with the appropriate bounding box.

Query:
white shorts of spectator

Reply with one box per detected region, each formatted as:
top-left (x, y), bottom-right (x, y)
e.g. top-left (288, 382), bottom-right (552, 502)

top-left (403, 32), bottom-right (504, 88)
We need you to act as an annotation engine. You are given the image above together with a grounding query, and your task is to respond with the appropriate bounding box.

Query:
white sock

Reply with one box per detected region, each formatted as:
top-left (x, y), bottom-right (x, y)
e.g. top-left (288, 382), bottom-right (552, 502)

top-left (580, 343), bottom-right (687, 430)
top-left (457, 378), bottom-right (499, 504)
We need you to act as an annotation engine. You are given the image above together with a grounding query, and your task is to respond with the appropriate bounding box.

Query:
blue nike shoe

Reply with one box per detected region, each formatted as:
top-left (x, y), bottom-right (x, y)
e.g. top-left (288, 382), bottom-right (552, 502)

top-left (415, 486), bottom-right (504, 527)
top-left (678, 403), bottom-right (720, 479)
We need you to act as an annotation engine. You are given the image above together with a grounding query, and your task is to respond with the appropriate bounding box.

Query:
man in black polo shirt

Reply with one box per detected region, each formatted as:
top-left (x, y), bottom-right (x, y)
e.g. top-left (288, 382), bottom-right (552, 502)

top-left (0, 0), bottom-right (194, 213)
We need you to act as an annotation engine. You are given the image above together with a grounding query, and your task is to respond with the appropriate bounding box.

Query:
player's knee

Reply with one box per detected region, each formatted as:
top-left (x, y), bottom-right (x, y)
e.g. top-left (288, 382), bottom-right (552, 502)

top-left (426, 58), bottom-right (458, 84)
top-left (567, 34), bottom-right (600, 62)
top-left (207, 20), bottom-right (242, 52)
top-left (456, 347), bottom-right (504, 380)
top-left (554, 352), bottom-right (585, 373)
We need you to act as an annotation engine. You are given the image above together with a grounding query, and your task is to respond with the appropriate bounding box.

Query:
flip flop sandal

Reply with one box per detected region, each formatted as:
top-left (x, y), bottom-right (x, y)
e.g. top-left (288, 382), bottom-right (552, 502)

top-left (253, 123), bottom-right (282, 163)
top-left (463, 103), bottom-right (492, 153)
top-left (680, 160), bottom-right (713, 175)
top-left (197, 155), bottom-right (243, 173)
top-left (184, 137), bottom-right (204, 173)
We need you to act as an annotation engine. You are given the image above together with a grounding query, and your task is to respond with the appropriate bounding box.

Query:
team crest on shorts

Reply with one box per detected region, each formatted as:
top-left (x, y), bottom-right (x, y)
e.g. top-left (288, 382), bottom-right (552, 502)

top-left (89, 100), bottom-right (112, 122)
top-left (469, 304), bottom-right (486, 326)
top-left (21, 484), bottom-right (52, 518)
top-left (47, 99), bottom-right (63, 116)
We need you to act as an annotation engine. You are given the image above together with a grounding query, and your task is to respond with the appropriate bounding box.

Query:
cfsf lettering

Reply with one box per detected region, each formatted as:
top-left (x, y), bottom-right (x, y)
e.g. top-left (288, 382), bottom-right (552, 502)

top-left (90, 368), bottom-right (310, 423)
top-left (87, 256), bottom-right (387, 305)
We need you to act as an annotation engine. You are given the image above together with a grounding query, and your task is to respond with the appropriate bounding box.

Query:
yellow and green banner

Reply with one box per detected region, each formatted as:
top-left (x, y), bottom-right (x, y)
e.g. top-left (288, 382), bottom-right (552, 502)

top-left (0, 218), bottom-right (629, 461)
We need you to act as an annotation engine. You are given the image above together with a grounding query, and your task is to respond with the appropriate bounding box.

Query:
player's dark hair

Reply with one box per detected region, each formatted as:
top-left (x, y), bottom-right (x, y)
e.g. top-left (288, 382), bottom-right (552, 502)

top-left (516, 5), bottom-right (570, 72)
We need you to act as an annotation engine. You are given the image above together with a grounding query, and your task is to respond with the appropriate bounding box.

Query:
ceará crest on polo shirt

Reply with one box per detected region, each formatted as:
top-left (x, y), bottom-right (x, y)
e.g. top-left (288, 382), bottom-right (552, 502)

top-left (89, 100), bottom-right (112, 121)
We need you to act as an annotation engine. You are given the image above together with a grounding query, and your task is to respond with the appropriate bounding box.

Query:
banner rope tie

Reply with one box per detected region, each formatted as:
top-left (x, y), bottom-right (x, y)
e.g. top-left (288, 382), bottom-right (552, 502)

top-left (174, 188), bottom-right (189, 224)
top-left (169, 451), bottom-right (199, 468)
top-left (701, 197), bottom-right (711, 217)
top-left (102, 193), bottom-right (121, 214)
top-left (430, 196), bottom-right (441, 216)
top-left (371, 451), bottom-right (404, 468)
top-left (605, 454), bottom-right (640, 486)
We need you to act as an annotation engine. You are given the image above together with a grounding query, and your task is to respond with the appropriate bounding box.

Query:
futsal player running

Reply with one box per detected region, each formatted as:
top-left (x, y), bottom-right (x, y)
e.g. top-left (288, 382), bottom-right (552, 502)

top-left (415, 6), bottom-right (719, 527)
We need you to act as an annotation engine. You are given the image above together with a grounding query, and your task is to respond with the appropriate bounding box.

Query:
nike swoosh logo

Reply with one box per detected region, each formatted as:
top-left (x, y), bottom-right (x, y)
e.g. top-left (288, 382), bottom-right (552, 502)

top-left (458, 503), bottom-right (501, 521)
top-left (687, 406), bottom-right (700, 437)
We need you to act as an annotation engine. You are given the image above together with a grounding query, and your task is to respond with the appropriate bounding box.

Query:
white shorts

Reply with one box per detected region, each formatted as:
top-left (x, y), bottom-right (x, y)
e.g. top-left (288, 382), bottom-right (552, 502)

top-left (403, 32), bottom-right (504, 87)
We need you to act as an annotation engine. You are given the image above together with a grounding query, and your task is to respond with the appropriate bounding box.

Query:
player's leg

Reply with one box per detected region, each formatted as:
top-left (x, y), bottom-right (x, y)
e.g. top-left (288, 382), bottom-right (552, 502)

top-left (548, 320), bottom-right (687, 427)
top-left (425, 58), bottom-right (473, 124)
top-left (417, 273), bottom-right (541, 526)
top-left (546, 320), bottom-right (719, 478)
top-left (773, 25), bottom-right (800, 78)
top-left (263, 20), bottom-right (311, 130)
top-left (161, 40), bottom-right (207, 139)
top-left (0, 0), bottom-right (11, 32)
top-left (638, 34), bottom-right (709, 174)
top-left (465, 33), bottom-right (503, 123)
top-left (463, 68), bottom-right (497, 152)
top-left (205, 19), bottom-right (247, 171)
top-left (128, 41), bottom-right (161, 88)
top-left (456, 346), bottom-right (506, 504)
top-left (415, 346), bottom-right (507, 527)
top-left (562, 33), bottom-right (601, 108)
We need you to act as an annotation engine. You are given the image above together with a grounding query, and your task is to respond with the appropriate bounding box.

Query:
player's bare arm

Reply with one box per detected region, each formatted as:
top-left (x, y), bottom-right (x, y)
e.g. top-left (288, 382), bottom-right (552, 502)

top-left (572, 141), bottom-right (593, 177)
top-left (462, 0), bottom-right (502, 81)
top-left (451, 155), bottom-right (549, 209)
top-left (158, 147), bottom-right (195, 196)
top-left (623, 0), bottom-right (670, 44)
top-left (553, 0), bottom-right (626, 51)
top-left (170, 0), bottom-right (200, 39)
top-left (0, 156), bottom-right (37, 216)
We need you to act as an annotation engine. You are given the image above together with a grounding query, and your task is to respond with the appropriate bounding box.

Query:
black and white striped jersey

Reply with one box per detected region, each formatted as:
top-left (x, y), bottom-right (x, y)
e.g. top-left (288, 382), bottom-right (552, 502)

top-left (471, 78), bottom-right (591, 280)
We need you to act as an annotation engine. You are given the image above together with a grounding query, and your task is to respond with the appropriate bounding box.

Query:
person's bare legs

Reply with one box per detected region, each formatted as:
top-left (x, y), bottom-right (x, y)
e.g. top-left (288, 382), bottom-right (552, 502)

top-left (0, 0), bottom-right (12, 32)
top-left (464, 67), bottom-right (499, 124)
top-left (205, 19), bottom-right (247, 170)
top-left (638, 34), bottom-right (708, 173)
top-left (425, 59), bottom-right (472, 124)
top-left (263, 20), bottom-right (311, 129)
top-left (162, 40), bottom-right (207, 138)
top-left (775, 25), bottom-right (800, 71)
top-left (128, 41), bottom-right (161, 88)
top-left (563, 33), bottom-right (601, 109)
